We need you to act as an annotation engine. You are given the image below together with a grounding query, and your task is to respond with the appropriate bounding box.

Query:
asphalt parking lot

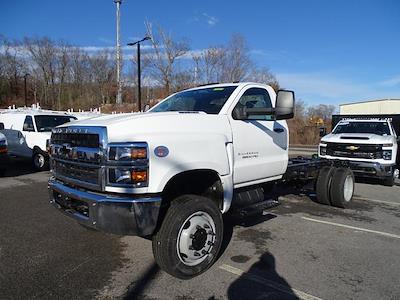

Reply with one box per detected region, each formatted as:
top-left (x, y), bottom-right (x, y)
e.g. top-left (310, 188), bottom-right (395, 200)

top-left (0, 161), bottom-right (399, 300)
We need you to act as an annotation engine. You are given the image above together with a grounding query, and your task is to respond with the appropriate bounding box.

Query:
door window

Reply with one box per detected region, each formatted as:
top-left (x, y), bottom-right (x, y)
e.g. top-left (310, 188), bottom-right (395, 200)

top-left (23, 116), bottom-right (35, 132)
top-left (233, 88), bottom-right (273, 120)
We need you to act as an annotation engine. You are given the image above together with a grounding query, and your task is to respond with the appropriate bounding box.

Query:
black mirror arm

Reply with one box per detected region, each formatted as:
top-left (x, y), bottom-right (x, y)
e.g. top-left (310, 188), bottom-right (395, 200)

top-left (245, 107), bottom-right (275, 115)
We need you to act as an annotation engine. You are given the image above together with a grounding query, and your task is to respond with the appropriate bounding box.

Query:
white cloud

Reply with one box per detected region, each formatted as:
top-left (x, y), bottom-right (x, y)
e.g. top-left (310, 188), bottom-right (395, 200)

top-left (202, 13), bottom-right (219, 26)
top-left (277, 72), bottom-right (400, 105)
top-left (379, 75), bottom-right (400, 87)
top-left (98, 37), bottom-right (113, 44)
top-left (189, 12), bottom-right (219, 27)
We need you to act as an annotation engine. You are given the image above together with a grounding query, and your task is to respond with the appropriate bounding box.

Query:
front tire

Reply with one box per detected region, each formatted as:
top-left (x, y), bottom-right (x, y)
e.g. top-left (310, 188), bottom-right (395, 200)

top-left (152, 194), bottom-right (223, 279)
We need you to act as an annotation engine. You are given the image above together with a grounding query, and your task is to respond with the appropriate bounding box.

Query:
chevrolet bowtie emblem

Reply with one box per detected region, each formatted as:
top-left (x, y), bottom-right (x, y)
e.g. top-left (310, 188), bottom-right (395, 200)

top-left (346, 145), bottom-right (359, 151)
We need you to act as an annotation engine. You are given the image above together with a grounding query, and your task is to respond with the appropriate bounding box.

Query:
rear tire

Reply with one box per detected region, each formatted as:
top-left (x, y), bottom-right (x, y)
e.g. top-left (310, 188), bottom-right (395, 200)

top-left (152, 194), bottom-right (223, 279)
top-left (32, 150), bottom-right (48, 171)
top-left (330, 168), bottom-right (354, 208)
top-left (315, 166), bottom-right (335, 205)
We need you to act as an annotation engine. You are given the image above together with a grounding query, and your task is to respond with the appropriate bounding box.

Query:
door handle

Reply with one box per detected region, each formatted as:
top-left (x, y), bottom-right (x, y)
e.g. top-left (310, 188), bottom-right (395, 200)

top-left (273, 128), bottom-right (284, 133)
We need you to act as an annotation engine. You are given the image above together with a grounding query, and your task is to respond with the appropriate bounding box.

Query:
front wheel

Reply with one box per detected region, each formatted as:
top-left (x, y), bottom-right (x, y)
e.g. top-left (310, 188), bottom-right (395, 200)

top-left (152, 195), bottom-right (223, 279)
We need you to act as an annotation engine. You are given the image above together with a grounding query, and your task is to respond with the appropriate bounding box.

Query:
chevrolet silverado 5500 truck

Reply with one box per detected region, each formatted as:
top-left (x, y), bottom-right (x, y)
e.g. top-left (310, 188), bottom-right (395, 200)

top-left (48, 82), bottom-right (354, 279)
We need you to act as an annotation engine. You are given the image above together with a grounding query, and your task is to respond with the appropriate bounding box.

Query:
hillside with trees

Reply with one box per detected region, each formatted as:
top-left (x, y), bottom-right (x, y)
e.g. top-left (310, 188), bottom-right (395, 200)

top-left (0, 25), bottom-right (335, 144)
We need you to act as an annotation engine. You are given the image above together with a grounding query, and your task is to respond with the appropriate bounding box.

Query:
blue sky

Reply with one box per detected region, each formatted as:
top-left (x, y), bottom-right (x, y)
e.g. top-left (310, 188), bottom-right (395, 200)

top-left (1, 0), bottom-right (400, 107)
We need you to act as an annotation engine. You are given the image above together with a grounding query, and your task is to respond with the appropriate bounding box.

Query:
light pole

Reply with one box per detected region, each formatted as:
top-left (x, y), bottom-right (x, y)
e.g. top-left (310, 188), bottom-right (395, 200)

top-left (23, 73), bottom-right (30, 107)
top-left (127, 36), bottom-right (151, 111)
top-left (114, 0), bottom-right (123, 105)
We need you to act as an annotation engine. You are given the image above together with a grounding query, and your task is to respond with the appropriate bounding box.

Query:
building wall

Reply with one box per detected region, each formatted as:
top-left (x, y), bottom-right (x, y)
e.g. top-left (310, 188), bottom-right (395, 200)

top-left (340, 99), bottom-right (400, 115)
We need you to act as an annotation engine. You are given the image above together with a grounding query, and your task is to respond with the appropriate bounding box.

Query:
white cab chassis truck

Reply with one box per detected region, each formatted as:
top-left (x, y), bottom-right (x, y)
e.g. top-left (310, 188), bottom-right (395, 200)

top-left (319, 117), bottom-right (399, 186)
top-left (0, 109), bottom-right (76, 170)
top-left (48, 83), bottom-right (354, 279)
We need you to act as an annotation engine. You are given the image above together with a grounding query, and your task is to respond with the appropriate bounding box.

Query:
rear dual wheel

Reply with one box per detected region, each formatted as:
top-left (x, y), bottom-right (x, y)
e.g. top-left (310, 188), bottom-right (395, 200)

top-left (316, 167), bottom-right (354, 208)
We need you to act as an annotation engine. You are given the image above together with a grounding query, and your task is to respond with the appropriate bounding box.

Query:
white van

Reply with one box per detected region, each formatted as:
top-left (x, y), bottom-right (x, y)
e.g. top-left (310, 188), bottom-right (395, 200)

top-left (0, 109), bottom-right (76, 170)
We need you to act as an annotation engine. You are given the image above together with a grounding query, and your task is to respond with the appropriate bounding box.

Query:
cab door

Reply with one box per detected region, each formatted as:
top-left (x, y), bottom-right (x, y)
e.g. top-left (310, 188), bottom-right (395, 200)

top-left (229, 87), bottom-right (288, 186)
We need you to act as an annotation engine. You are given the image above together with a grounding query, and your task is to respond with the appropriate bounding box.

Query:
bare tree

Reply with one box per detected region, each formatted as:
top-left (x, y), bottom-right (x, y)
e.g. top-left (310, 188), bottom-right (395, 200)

top-left (307, 104), bottom-right (336, 121)
top-left (221, 33), bottom-right (252, 82)
top-left (145, 21), bottom-right (189, 94)
top-left (246, 67), bottom-right (280, 91)
top-left (24, 37), bottom-right (58, 107)
top-left (192, 47), bottom-right (226, 84)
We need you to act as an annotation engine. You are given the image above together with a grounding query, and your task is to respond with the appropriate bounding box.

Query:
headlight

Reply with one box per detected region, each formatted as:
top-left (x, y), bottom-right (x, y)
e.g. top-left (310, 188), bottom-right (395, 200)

top-left (108, 168), bottom-right (148, 186)
top-left (319, 144), bottom-right (327, 156)
top-left (382, 150), bottom-right (392, 160)
top-left (109, 144), bottom-right (147, 161)
top-left (107, 143), bottom-right (149, 187)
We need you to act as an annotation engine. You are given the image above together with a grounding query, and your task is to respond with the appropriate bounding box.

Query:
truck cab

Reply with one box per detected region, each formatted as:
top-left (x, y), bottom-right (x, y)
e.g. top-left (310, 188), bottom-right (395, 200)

top-left (319, 118), bottom-right (398, 186)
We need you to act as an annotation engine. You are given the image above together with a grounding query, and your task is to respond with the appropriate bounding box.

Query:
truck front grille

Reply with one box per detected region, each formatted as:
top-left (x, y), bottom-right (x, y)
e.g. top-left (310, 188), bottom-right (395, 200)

top-left (53, 160), bottom-right (100, 185)
top-left (326, 143), bottom-right (382, 159)
top-left (51, 133), bottom-right (99, 148)
top-left (50, 126), bottom-right (107, 191)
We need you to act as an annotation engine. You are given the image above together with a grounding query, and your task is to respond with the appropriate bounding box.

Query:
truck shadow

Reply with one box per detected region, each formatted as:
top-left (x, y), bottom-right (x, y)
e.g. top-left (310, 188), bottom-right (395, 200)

top-left (227, 252), bottom-right (300, 300)
top-left (218, 213), bottom-right (277, 262)
top-left (123, 263), bottom-right (160, 300)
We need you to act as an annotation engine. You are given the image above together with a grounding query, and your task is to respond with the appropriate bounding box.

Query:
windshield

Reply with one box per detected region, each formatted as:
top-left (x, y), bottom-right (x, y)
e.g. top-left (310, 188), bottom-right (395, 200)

top-left (150, 86), bottom-right (237, 114)
top-left (333, 121), bottom-right (391, 136)
top-left (34, 115), bottom-right (76, 132)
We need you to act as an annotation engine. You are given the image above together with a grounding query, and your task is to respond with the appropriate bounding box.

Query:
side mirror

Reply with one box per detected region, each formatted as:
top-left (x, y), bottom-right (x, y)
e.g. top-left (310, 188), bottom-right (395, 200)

top-left (275, 90), bottom-right (295, 120)
top-left (143, 104), bottom-right (150, 112)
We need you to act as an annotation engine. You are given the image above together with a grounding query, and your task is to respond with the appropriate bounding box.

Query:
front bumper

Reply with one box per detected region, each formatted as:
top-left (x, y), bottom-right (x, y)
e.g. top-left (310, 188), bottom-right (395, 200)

top-left (48, 178), bottom-right (161, 236)
top-left (324, 159), bottom-right (395, 179)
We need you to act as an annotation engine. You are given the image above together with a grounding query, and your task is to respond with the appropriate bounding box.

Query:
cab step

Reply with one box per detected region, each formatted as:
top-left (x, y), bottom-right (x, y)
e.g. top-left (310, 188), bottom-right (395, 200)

top-left (230, 199), bottom-right (280, 218)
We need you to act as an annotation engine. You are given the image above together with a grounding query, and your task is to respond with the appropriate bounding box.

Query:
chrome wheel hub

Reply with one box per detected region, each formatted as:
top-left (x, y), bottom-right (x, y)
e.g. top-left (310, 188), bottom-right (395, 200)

top-left (343, 175), bottom-right (354, 202)
top-left (34, 154), bottom-right (45, 168)
top-left (177, 211), bottom-right (216, 266)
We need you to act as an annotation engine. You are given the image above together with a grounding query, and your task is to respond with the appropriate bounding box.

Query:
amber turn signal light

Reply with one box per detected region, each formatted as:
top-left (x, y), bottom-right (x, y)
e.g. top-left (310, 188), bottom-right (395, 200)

top-left (131, 148), bottom-right (147, 159)
top-left (131, 170), bottom-right (147, 182)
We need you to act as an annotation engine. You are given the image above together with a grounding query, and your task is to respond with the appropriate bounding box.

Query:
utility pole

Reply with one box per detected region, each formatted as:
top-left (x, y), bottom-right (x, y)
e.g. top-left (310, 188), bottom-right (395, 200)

top-left (114, 0), bottom-right (122, 105)
top-left (23, 73), bottom-right (30, 107)
top-left (127, 36), bottom-right (151, 111)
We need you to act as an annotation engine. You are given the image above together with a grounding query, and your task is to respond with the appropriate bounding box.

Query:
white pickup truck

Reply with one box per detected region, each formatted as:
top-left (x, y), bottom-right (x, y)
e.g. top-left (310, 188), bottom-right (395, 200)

top-left (319, 118), bottom-right (399, 186)
top-left (48, 82), bottom-right (355, 279)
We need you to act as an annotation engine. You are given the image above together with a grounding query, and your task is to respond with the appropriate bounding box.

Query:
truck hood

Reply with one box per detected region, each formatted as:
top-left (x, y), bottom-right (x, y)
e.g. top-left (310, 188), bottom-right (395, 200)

top-left (59, 112), bottom-right (233, 143)
top-left (321, 133), bottom-right (394, 144)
